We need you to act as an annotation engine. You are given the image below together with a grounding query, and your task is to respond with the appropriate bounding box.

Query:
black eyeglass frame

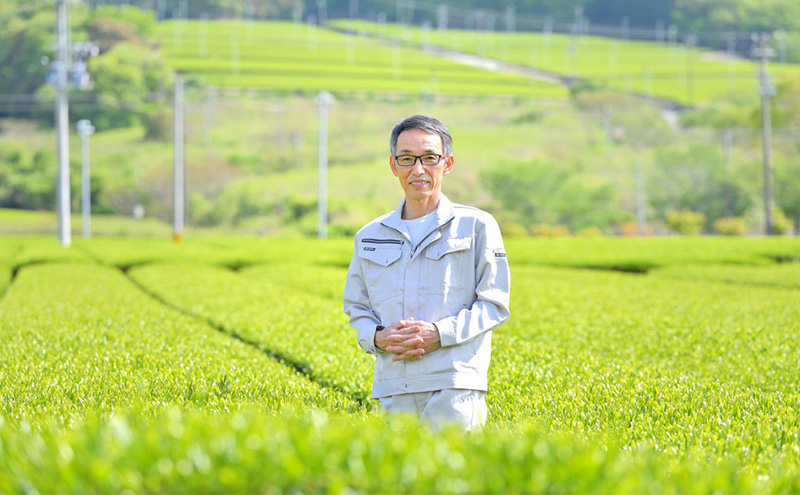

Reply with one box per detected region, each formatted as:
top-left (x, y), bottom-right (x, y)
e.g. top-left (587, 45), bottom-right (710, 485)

top-left (393, 154), bottom-right (446, 167)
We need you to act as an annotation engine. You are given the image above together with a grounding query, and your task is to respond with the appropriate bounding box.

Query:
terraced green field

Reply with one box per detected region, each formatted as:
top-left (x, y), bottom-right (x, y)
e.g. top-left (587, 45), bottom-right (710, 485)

top-left (333, 20), bottom-right (800, 105)
top-left (155, 20), bottom-right (568, 98)
top-left (1, 235), bottom-right (799, 492)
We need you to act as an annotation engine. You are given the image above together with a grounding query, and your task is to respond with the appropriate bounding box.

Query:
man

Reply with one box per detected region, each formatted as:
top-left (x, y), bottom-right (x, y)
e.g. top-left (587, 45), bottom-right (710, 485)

top-left (343, 114), bottom-right (511, 431)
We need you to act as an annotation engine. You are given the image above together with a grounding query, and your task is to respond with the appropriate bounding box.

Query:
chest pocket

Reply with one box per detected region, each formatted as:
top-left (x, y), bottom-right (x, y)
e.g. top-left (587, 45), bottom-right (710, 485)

top-left (424, 236), bottom-right (473, 292)
top-left (358, 240), bottom-right (403, 303)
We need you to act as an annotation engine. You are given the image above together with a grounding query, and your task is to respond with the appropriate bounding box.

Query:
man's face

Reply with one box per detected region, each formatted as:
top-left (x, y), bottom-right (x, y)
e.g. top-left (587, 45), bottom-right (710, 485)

top-left (390, 128), bottom-right (453, 203)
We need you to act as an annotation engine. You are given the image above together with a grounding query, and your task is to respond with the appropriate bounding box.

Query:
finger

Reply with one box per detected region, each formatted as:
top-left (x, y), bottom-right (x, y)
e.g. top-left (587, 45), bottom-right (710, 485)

top-left (389, 327), bottom-right (421, 337)
top-left (392, 348), bottom-right (424, 361)
top-left (386, 341), bottom-right (423, 354)
top-left (386, 342), bottom-right (424, 354)
top-left (387, 334), bottom-right (423, 344)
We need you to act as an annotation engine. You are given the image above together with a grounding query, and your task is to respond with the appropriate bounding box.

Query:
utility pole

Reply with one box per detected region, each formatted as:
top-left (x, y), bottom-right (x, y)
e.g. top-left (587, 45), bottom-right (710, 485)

top-left (46, 1), bottom-right (98, 247)
top-left (635, 157), bottom-right (647, 235)
top-left (437, 5), bottom-right (447, 32)
top-left (685, 34), bottom-right (697, 106)
top-left (55, 0), bottom-right (71, 247)
top-left (77, 119), bottom-right (95, 238)
top-left (316, 91), bottom-right (334, 240)
top-left (753, 33), bottom-right (776, 235)
top-left (722, 129), bottom-right (732, 218)
top-left (316, 0), bottom-right (327, 26)
top-left (173, 73), bottom-right (185, 243)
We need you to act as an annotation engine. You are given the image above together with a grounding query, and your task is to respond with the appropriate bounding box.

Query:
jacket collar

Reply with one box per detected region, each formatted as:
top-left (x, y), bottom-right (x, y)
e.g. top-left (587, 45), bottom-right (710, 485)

top-left (382, 193), bottom-right (455, 238)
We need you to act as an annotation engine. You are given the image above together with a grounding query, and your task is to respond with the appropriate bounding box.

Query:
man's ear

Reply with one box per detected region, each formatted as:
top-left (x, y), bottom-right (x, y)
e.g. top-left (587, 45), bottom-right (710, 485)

top-left (389, 156), bottom-right (400, 177)
top-left (443, 154), bottom-right (454, 176)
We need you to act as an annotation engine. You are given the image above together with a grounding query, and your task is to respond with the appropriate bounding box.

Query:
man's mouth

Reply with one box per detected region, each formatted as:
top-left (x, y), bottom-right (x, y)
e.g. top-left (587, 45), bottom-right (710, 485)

top-left (409, 179), bottom-right (429, 187)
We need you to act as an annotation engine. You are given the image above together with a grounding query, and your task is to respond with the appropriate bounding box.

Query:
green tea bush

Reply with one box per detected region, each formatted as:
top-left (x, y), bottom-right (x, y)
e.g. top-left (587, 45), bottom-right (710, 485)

top-left (653, 263), bottom-right (800, 290)
top-left (667, 209), bottom-right (706, 235)
top-left (128, 262), bottom-right (374, 400)
top-left (491, 265), bottom-right (800, 474)
top-left (2, 235), bottom-right (800, 491)
top-left (0, 262), bottom-right (357, 423)
top-left (2, 408), bottom-right (796, 494)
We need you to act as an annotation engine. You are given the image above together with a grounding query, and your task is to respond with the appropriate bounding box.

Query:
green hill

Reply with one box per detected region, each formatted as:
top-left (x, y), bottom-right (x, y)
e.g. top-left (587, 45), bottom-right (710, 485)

top-left (155, 20), bottom-right (568, 98)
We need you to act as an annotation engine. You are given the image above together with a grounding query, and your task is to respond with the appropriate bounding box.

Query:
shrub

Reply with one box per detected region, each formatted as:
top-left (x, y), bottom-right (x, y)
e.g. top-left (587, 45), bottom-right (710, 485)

top-left (530, 224), bottom-right (570, 237)
top-left (500, 222), bottom-right (528, 237)
top-left (666, 209), bottom-right (706, 235)
top-left (141, 109), bottom-right (172, 141)
top-left (576, 227), bottom-right (604, 237)
top-left (773, 208), bottom-right (793, 235)
top-left (713, 217), bottom-right (748, 236)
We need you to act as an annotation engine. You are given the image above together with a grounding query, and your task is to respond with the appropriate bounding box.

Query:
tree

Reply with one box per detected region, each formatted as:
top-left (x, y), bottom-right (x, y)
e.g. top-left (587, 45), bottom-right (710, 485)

top-left (774, 158), bottom-right (800, 235)
top-left (0, 7), bottom-right (54, 117)
top-left (0, 143), bottom-right (57, 210)
top-left (648, 143), bottom-right (753, 230)
top-left (483, 160), bottom-right (625, 232)
top-left (585, 0), bottom-right (674, 30)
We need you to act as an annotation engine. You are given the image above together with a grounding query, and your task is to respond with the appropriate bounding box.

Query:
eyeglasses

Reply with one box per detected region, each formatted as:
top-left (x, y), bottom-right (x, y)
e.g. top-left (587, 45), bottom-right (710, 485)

top-left (394, 154), bottom-right (445, 167)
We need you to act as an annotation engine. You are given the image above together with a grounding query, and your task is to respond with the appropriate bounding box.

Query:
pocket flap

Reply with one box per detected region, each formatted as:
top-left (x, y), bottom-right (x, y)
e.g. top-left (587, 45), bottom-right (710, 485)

top-left (358, 245), bottom-right (403, 266)
top-left (425, 237), bottom-right (472, 260)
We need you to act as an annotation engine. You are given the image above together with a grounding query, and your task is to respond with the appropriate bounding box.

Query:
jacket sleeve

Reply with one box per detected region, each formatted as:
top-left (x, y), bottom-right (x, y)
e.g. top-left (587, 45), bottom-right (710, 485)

top-left (435, 216), bottom-right (511, 347)
top-left (343, 237), bottom-right (382, 355)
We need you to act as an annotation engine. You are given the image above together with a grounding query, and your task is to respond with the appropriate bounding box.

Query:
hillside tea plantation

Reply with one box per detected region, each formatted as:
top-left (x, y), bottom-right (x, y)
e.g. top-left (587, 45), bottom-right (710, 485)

top-left (332, 20), bottom-right (800, 105)
top-left (1, 234), bottom-right (799, 493)
top-left (156, 20), bottom-right (568, 98)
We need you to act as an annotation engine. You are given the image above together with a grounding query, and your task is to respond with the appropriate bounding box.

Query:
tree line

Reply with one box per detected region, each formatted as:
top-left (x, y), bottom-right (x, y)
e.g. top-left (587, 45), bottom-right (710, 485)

top-left (70, 0), bottom-right (800, 37)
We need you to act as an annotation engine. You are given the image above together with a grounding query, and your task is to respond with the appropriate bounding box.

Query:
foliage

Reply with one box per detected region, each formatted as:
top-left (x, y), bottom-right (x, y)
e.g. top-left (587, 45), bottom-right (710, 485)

top-left (647, 143), bottom-right (753, 230)
top-left (1, 235), bottom-right (800, 491)
top-left (0, 261), bottom-right (357, 424)
top-left (0, 143), bottom-right (56, 209)
top-left (679, 98), bottom-right (758, 130)
top-left (671, 0), bottom-right (800, 39)
top-left (666, 208), bottom-right (706, 234)
top-left (774, 159), bottom-right (800, 234)
top-left (772, 207), bottom-right (793, 235)
top-left (530, 223), bottom-right (571, 237)
top-left (772, 76), bottom-right (800, 129)
top-left (126, 262), bottom-right (374, 400)
top-left (0, 7), bottom-right (55, 113)
top-left (483, 161), bottom-right (626, 232)
top-left (87, 5), bottom-right (157, 53)
top-left (83, 41), bottom-right (172, 130)
top-left (5, 407), bottom-right (793, 494)
top-left (654, 262), bottom-right (800, 289)
top-left (713, 216), bottom-right (748, 235)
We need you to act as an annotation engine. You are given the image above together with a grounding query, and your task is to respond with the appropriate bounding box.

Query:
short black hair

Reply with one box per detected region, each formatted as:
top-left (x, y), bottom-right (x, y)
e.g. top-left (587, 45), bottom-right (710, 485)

top-left (389, 115), bottom-right (453, 156)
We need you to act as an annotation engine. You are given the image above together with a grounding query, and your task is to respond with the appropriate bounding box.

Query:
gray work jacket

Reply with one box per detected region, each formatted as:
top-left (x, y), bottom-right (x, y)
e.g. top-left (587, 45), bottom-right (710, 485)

top-left (343, 194), bottom-right (511, 399)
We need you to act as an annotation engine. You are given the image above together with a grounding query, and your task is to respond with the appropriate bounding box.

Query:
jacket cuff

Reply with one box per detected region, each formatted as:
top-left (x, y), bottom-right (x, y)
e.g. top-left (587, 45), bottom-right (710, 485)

top-left (356, 320), bottom-right (380, 355)
top-left (434, 317), bottom-right (458, 347)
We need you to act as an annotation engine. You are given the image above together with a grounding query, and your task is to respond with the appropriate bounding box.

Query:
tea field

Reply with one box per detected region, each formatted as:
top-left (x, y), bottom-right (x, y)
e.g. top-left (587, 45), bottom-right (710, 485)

top-left (332, 20), bottom-right (800, 106)
top-left (155, 20), bottom-right (568, 98)
top-left (1, 234), bottom-right (799, 493)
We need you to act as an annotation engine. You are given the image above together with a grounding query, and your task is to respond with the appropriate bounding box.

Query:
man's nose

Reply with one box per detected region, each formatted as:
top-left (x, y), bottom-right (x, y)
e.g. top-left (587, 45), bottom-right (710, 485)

top-left (411, 160), bottom-right (426, 174)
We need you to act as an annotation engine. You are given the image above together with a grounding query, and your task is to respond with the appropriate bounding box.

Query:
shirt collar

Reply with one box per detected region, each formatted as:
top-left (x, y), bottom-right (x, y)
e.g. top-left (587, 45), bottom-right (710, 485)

top-left (382, 193), bottom-right (455, 232)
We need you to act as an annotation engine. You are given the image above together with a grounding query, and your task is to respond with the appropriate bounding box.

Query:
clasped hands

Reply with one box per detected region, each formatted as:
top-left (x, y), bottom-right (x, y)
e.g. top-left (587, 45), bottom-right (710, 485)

top-left (375, 318), bottom-right (441, 361)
